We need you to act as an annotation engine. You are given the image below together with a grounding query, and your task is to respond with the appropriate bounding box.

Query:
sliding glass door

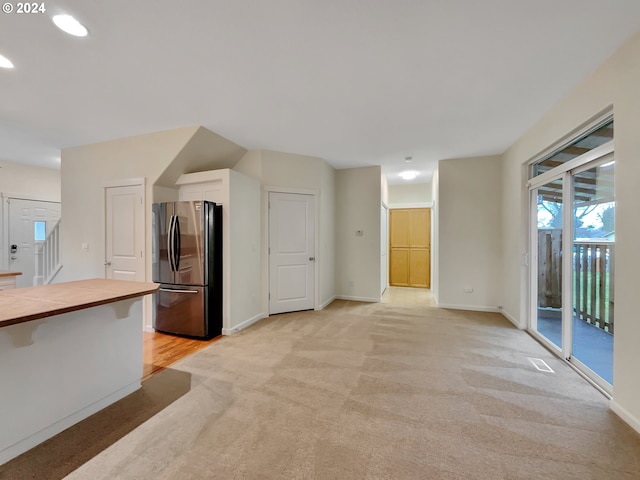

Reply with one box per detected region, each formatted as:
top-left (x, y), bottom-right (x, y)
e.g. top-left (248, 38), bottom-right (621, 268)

top-left (528, 119), bottom-right (614, 392)
top-left (533, 178), bottom-right (564, 350)
top-left (571, 161), bottom-right (615, 384)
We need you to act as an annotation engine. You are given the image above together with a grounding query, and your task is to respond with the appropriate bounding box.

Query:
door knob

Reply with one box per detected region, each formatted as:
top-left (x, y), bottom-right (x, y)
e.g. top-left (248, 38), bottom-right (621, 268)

top-left (309, 257), bottom-right (315, 261)
top-left (104, 261), bottom-right (111, 266)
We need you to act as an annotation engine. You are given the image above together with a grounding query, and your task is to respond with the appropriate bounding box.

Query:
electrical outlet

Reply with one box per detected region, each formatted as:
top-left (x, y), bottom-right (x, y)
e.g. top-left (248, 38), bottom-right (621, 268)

top-left (464, 287), bottom-right (473, 293)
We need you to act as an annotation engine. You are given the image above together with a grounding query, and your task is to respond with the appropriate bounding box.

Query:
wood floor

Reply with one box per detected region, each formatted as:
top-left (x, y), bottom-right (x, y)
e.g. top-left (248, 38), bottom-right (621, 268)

top-left (142, 331), bottom-right (220, 381)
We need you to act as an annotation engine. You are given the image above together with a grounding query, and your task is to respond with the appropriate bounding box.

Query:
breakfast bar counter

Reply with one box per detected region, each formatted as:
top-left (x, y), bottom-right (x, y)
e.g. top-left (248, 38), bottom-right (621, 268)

top-left (0, 270), bottom-right (21, 277)
top-left (0, 278), bottom-right (158, 328)
top-left (0, 278), bottom-right (159, 465)
top-left (0, 270), bottom-right (21, 291)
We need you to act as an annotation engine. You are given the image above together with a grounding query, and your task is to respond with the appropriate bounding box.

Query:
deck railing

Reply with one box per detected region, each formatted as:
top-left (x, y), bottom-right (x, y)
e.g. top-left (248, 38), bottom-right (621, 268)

top-left (573, 241), bottom-right (614, 334)
top-left (538, 230), bottom-right (614, 334)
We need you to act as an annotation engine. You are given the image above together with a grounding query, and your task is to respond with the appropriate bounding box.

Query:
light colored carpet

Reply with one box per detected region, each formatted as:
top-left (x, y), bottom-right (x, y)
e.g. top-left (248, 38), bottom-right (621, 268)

top-left (8, 291), bottom-right (640, 479)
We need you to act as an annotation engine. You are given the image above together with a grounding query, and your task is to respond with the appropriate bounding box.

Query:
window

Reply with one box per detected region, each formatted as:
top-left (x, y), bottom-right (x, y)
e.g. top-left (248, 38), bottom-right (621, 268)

top-left (531, 120), bottom-right (613, 178)
top-left (34, 221), bottom-right (46, 241)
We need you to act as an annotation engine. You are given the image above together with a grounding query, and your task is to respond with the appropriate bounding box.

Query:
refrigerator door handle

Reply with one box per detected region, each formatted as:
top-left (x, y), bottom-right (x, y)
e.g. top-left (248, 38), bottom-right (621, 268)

top-left (174, 215), bottom-right (181, 271)
top-left (159, 287), bottom-right (199, 294)
top-left (167, 215), bottom-right (175, 272)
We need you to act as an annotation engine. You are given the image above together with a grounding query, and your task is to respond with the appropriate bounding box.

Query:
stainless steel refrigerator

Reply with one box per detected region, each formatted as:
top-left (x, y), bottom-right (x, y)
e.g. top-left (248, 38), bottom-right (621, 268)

top-left (152, 200), bottom-right (222, 339)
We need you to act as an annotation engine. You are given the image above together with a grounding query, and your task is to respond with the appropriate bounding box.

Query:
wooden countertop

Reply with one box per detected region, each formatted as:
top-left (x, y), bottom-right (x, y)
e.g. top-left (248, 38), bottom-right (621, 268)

top-left (0, 279), bottom-right (159, 328)
top-left (0, 270), bottom-right (22, 278)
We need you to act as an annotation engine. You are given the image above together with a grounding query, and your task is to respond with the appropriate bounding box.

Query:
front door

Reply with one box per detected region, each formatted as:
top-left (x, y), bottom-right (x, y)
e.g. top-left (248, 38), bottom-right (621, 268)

top-left (105, 184), bottom-right (145, 281)
top-left (8, 198), bottom-right (60, 288)
top-left (269, 192), bottom-right (315, 314)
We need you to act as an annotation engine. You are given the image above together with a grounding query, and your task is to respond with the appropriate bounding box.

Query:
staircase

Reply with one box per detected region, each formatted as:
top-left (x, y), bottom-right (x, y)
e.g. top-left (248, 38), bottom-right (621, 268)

top-left (34, 219), bottom-right (62, 285)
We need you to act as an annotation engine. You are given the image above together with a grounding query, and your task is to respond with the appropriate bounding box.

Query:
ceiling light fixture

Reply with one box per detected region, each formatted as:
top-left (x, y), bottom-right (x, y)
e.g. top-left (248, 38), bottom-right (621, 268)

top-left (0, 54), bottom-right (14, 69)
top-left (52, 14), bottom-right (88, 37)
top-left (405, 156), bottom-right (413, 163)
top-left (399, 171), bottom-right (419, 180)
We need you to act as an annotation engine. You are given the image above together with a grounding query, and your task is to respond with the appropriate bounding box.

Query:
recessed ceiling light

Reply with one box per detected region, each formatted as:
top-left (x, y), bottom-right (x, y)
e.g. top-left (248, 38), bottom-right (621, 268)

top-left (52, 14), bottom-right (88, 37)
top-left (0, 54), bottom-right (14, 69)
top-left (399, 171), bottom-right (419, 180)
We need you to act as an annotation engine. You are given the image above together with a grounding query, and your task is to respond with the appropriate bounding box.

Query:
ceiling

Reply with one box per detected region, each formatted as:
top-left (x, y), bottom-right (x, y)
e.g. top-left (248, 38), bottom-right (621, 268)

top-left (1, 1), bottom-right (639, 185)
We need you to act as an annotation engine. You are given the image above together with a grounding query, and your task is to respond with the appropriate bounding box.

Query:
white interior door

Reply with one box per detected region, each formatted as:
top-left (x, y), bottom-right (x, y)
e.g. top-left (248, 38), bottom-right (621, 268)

top-left (8, 198), bottom-right (60, 288)
top-left (269, 192), bottom-right (315, 314)
top-left (105, 185), bottom-right (145, 281)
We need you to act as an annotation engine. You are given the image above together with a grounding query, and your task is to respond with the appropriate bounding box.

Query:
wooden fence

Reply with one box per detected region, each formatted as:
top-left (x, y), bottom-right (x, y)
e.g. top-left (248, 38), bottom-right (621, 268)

top-left (538, 230), bottom-right (562, 308)
top-left (538, 229), bottom-right (614, 334)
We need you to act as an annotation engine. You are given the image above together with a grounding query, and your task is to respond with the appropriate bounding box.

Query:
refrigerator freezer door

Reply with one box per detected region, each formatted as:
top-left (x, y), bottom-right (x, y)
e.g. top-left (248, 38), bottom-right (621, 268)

top-left (152, 202), bottom-right (175, 284)
top-left (154, 285), bottom-right (207, 338)
top-left (174, 201), bottom-right (206, 286)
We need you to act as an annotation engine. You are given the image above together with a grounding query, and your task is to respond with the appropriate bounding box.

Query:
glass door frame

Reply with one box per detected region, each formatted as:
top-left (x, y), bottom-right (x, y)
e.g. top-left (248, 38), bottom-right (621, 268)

top-left (528, 142), bottom-right (614, 394)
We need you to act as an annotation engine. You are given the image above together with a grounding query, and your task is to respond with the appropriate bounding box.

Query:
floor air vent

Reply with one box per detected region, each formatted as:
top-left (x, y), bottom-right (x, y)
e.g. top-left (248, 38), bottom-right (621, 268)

top-left (527, 357), bottom-right (555, 373)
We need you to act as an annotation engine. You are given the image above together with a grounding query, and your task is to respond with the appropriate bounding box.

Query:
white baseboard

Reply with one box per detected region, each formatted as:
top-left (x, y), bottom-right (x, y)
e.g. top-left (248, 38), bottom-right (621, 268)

top-left (0, 381), bottom-right (140, 466)
top-left (222, 312), bottom-right (266, 336)
top-left (143, 325), bottom-right (155, 333)
top-left (335, 295), bottom-right (380, 303)
top-left (318, 296), bottom-right (336, 310)
top-left (436, 303), bottom-right (500, 313)
top-left (500, 309), bottom-right (522, 328)
top-left (610, 400), bottom-right (640, 435)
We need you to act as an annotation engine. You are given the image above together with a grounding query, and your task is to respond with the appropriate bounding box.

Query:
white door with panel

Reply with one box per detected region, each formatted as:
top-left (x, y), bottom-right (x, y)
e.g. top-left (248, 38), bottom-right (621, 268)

top-left (105, 185), bottom-right (145, 281)
top-left (269, 192), bottom-right (315, 314)
top-left (8, 198), bottom-right (61, 288)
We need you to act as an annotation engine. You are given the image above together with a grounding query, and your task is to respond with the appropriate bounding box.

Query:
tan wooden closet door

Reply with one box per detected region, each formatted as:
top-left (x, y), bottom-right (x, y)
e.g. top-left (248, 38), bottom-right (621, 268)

top-left (389, 208), bottom-right (430, 288)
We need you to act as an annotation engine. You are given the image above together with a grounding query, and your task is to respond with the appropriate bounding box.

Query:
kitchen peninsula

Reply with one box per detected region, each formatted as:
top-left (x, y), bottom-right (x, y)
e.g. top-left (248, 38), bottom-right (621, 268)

top-left (0, 270), bottom-right (21, 290)
top-left (0, 278), bottom-right (158, 465)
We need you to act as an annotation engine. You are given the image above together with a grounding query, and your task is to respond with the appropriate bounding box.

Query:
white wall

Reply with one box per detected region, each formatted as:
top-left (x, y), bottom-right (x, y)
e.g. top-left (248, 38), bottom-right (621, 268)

top-left (152, 186), bottom-right (179, 203)
top-left (319, 162), bottom-right (336, 308)
top-left (228, 170), bottom-right (262, 330)
top-left (431, 169), bottom-right (440, 303)
top-left (335, 166), bottom-right (382, 302)
top-left (388, 182), bottom-right (432, 207)
top-left (60, 126), bottom-right (245, 287)
top-left (0, 160), bottom-right (61, 202)
top-left (381, 174), bottom-right (389, 206)
top-left (0, 160), bottom-right (61, 270)
top-left (60, 127), bottom-right (199, 284)
top-left (500, 29), bottom-right (640, 430)
top-left (234, 149), bottom-right (336, 312)
top-left (437, 156), bottom-right (502, 310)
